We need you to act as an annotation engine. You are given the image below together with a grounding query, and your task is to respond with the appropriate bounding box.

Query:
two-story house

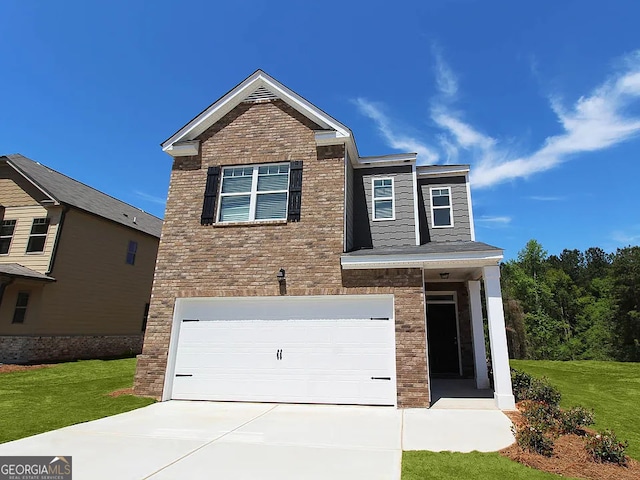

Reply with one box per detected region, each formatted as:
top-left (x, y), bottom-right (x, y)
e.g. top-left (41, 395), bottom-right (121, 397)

top-left (134, 71), bottom-right (515, 410)
top-left (0, 154), bottom-right (162, 364)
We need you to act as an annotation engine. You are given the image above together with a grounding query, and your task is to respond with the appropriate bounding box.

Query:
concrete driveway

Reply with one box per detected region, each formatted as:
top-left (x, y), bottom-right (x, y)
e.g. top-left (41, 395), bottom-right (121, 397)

top-left (0, 401), bottom-right (514, 480)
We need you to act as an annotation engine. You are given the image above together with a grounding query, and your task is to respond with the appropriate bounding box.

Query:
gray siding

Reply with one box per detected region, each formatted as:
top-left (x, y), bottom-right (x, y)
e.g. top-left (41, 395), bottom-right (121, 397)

top-left (353, 165), bottom-right (415, 249)
top-left (345, 155), bottom-right (354, 251)
top-left (419, 176), bottom-right (472, 243)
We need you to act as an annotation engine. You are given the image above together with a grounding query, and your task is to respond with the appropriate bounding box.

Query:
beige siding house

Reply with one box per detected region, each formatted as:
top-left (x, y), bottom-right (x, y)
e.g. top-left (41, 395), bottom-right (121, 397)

top-left (0, 154), bottom-right (162, 363)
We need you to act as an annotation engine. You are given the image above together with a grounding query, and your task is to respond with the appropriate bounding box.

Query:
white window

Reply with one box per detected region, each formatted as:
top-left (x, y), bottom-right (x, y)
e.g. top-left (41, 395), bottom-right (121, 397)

top-left (26, 218), bottom-right (49, 253)
top-left (218, 164), bottom-right (289, 222)
top-left (372, 178), bottom-right (395, 220)
top-left (430, 187), bottom-right (453, 227)
top-left (0, 220), bottom-right (16, 255)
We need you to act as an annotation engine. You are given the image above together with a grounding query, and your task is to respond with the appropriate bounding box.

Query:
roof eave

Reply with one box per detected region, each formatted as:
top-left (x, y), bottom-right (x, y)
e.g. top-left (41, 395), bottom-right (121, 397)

top-left (340, 250), bottom-right (503, 270)
top-left (2, 157), bottom-right (60, 206)
top-left (162, 70), bottom-right (353, 153)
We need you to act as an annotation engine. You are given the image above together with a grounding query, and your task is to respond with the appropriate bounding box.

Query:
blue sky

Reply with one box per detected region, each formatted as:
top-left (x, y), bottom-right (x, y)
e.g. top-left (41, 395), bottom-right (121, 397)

top-left (1, 0), bottom-right (639, 259)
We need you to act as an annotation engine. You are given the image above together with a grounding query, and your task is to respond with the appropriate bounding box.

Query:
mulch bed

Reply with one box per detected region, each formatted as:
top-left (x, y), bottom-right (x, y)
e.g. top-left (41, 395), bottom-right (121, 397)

top-left (501, 409), bottom-right (639, 480)
top-left (0, 364), bottom-right (53, 374)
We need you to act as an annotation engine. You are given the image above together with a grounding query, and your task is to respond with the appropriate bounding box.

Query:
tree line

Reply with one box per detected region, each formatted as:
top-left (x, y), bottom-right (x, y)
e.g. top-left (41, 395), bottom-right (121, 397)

top-left (500, 239), bottom-right (640, 362)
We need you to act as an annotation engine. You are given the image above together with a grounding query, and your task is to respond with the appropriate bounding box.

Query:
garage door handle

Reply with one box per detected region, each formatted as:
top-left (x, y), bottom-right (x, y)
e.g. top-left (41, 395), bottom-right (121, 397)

top-left (176, 374), bottom-right (193, 377)
top-left (371, 377), bottom-right (391, 380)
top-left (276, 349), bottom-right (282, 360)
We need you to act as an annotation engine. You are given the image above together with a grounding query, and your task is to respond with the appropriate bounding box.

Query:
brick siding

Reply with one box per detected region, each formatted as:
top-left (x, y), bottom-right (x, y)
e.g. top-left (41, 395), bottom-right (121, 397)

top-left (135, 100), bottom-right (430, 407)
top-left (0, 334), bottom-right (143, 364)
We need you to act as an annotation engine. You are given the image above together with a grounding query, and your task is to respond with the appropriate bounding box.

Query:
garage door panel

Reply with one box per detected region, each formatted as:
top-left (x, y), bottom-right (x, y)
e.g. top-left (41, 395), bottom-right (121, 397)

top-left (170, 295), bottom-right (397, 406)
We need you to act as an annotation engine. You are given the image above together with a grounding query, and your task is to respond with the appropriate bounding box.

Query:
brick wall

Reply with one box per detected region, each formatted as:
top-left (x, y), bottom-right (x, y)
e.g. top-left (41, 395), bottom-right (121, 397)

top-left (0, 334), bottom-right (143, 364)
top-left (135, 100), bottom-right (430, 407)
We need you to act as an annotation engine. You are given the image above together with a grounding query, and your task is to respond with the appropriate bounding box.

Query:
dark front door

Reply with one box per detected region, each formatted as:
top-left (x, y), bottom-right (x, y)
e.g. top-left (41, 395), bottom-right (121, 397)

top-left (427, 303), bottom-right (460, 376)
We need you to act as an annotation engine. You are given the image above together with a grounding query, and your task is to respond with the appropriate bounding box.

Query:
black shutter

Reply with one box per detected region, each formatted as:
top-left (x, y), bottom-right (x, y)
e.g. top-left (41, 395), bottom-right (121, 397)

top-left (200, 166), bottom-right (220, 225)
top-left (287, 160), bottom-right (303, 222)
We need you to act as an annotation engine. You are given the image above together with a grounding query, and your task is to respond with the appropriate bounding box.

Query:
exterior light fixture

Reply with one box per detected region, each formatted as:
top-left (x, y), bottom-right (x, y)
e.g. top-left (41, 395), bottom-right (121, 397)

top-left (277, 268), bottom-right (286, 283)
top-left (440, 272), bottom-right (450, 279)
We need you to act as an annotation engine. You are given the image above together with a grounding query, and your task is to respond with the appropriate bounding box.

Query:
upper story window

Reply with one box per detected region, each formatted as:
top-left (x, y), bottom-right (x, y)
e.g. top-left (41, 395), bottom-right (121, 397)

top-left (218, 164), bottom-right (290, 222)
top-left (430, 187), bottom-right (453, 228)
top-left (372, 178), bottom-right (395, 220)
top-left (126, 240), bottom-right (138, 265)
top-left (12, 292), bottom-right (29, 324)
top-left (0, 220), bottom-right (16, 255)
top-left (26, 218), bottom-right (49, 253)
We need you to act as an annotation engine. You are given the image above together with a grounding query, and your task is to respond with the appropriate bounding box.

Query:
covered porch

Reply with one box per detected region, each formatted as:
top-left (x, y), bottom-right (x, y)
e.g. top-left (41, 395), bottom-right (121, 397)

top-left (341, 241), bottom-right (516, 410)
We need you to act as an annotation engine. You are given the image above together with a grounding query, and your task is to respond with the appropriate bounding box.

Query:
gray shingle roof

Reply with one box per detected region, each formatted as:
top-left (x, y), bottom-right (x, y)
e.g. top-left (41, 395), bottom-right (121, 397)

top-left (2, 154), bottom-right (163, 238)
top-left (343, 241), bottom-right (502, 257)
top-left (0, 263), bottom-right (55, 281)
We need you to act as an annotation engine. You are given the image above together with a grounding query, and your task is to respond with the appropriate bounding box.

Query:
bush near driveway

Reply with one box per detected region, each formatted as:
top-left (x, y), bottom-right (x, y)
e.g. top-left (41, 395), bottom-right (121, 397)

top-left (0, 358), bottom-right (155, 443)
top-left (511, 360), bottom-right (640, 460)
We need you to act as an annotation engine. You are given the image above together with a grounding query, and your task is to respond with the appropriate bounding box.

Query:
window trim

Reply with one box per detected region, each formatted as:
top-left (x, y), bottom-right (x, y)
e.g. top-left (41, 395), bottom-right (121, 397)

top-left (25, 218), bottom-right (50, 254)
top-left (372, 177), bottom-right (396, 221)
top-left (0, 219), bottom-right (17, 255)
top-left (12, 292), bottom-right (29, 324)
top-left (216, 163), bottom-right (290, 223)
top-left (430, 186), bottom-right (454, 228)
top-left (126, 240), bottom-right (138, 265)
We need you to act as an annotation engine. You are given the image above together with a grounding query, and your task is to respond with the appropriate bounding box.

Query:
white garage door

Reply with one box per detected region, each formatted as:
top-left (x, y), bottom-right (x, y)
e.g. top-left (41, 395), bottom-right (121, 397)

top-left (166, 295), bottom-right (397, 406)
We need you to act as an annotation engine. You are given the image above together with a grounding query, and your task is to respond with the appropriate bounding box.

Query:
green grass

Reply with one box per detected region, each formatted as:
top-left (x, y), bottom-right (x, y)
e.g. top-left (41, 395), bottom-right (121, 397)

top-left (402, 451), bottom-right (579, 479)
top-left (0, 358), bottom-right (155, 443)
top-left (511, 360), bottom-right (640, 460)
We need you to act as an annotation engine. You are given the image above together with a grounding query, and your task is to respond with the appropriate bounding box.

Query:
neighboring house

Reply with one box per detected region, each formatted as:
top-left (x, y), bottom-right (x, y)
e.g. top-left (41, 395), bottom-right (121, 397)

top-left (0, 154), bottom-right (162, 363)
top-left (134, 70), bottom-right (515, 410)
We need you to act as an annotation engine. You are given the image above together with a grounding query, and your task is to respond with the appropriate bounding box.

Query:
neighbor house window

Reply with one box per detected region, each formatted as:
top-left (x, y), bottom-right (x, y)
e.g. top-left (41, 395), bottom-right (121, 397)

top-left (126, 241), bottom-right (138, 265)
top-left (218, 164), bottom-right (289, 222)
top-left (0, 220), bottom-right (16, 255)
top-left (26, 218), bottom-right (49, 253)
top-left (372, 178), bottom-right (395, 220)
top-left (142, 303), bottom-right (150, 332)
top-left (12, 292), bottom-right (29, 324)
top-left (430, 187), bottom-right (453, 227)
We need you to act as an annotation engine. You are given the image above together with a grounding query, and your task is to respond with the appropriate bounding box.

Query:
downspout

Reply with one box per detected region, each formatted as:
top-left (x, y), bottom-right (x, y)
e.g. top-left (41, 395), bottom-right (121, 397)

top-left (47, 205), bottom-right (70, 275)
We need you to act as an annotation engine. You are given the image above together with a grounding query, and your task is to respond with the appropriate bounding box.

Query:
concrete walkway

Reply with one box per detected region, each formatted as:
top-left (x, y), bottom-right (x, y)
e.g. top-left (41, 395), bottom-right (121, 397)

top-left (0, 401), bottom-right (515, 480)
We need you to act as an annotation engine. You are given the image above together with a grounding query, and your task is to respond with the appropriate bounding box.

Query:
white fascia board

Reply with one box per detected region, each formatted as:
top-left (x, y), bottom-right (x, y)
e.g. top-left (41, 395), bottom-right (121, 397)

top-left (412, 164), bottom-right (420, 245)
top-left (164, 140), bottom-right (200, 157)
top-left (163, 71), bottom-right (353, 151)
top-left (5, 160), bottom-right (59, 205)
top-left (341, 251), bottom-right (503, 270)
top-left (466, 172), bottom-right (476, 241)
top-left (355, 153), bottom-right (417, 168)
top-left (417, 165), bottom-right (470, 177)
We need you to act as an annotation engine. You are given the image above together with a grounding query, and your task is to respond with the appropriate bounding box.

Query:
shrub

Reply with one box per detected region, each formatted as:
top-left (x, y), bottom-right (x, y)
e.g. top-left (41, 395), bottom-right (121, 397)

top-left (512, 422), bottom-right (555, 457)
top-left (527, 377), bottom-right (562, 406)
top-left (510, 368), bottom-right (561, 406)
top-left (511, 368), bottom-right (533, 402)
top-left (520, 400), bottom-right (560, 431)
top-left (559, 406), bottom-right (595, 435)
top-left (586, 430), bottom-right (629, 466)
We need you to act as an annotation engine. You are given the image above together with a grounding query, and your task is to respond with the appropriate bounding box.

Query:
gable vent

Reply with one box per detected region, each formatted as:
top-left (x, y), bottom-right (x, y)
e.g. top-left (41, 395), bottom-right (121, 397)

top-left (243, 86), bottom-right (279, 103)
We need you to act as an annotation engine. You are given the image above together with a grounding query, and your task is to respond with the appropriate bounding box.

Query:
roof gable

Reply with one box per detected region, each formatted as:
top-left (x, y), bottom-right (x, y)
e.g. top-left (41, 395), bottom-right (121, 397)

top-left (1, 154), bottom-right (163, 238)
top-left (162, 70), bottom-right (353, 157)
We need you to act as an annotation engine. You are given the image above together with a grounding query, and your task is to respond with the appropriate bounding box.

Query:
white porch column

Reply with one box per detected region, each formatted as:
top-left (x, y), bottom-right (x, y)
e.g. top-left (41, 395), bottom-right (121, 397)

top-left (482, 265), bottom-right (516, 410)
top-left (468, 280), bottom-right (490, 389)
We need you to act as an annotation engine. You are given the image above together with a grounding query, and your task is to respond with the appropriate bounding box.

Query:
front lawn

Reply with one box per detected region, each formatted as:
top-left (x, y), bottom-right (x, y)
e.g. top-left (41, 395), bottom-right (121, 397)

top-left (511, 360), bottom-right (640, 460)
top-left (402, 451), bottom-right (578, 479)
top-left (0, 358), bottom-right (155, 443)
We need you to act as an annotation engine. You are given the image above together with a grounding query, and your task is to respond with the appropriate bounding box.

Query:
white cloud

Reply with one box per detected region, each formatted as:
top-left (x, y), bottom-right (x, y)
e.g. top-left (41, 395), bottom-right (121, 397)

top-left (355, 50), bottom-right (640, 189)
top-left (611, 228), bottom-right (640, 245)
top-left (476, 215), bottom-right (512, 226)
top-left (353, 98), bottom-right (439, 163)
top-left (527, 195), bottom-right (564, 201)
top-left (134, 190), bottom-right (166, 205)
top-left (432, 45), bottom-right (458, 99)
